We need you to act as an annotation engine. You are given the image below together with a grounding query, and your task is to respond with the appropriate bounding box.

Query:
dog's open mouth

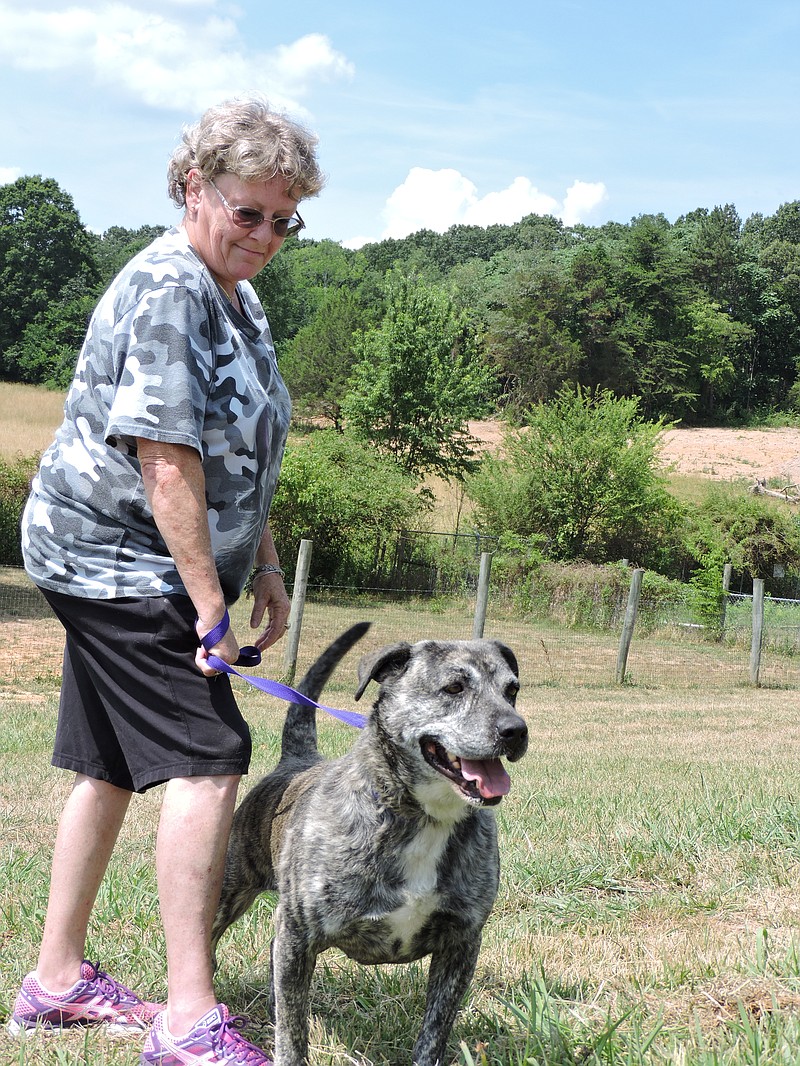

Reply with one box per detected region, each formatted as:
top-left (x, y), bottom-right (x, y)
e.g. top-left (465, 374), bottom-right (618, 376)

top-left (421, 738), bottom-right (511, 806)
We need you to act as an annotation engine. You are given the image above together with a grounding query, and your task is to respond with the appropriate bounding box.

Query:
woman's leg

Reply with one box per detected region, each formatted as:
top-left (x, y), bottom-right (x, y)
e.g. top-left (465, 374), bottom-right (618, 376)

top-left (36, 774), bottom-right (132, 991)
top-left (156, 774), bottom-right (240, 1036)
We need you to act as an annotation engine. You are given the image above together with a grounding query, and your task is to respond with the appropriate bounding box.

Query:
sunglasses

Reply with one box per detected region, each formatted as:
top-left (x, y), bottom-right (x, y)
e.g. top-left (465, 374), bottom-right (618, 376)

top-left (208, 179), bottom-right (305, 237)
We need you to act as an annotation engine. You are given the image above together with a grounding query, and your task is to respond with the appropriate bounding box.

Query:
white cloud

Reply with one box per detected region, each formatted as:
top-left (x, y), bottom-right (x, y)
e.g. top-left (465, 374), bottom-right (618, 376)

top-left (0, 167), bottom-right (23, 185)
top-left (382, 168), bottom-right (478, 238)
top-left (463, 176), bottom-right (560, 227)
top-left (0, 2), bottom-right (354, 113)
top-left (561, 180), bottom-right (608, 226)
top-left (342, 235), bottom-right (374, 251)
top-left (378, 167), bottom-right (607, 242)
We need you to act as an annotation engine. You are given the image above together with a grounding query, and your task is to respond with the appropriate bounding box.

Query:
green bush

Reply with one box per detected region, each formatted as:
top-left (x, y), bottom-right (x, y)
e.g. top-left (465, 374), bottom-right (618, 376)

top-left (0, 454), bottom-right (37, 565)
top-left (269, 430), bottom-right (424, 584)
top-left (466, 386), bottom-right (687, 572)
top-left (697, 486), bottom-right (800, 580)
top-left (495, 558), bottom-right (692, 634)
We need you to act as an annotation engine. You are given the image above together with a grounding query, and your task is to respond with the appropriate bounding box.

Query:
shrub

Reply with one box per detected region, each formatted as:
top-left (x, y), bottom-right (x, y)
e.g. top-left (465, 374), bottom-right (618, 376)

top-left (498, 558), bottom-right (692, 634)
top-left (466, 386), bottom-right (687, 572)
top-left (0, 454), bottom-right (37, 564)
top-left (697, 486), bottom-right (800, 581)
top-left (270, 430), bottom-right (424, 584)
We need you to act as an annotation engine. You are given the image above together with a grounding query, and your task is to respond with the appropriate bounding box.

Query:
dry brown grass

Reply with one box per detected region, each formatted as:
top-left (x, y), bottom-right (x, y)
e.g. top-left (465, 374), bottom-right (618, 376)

top-left (0, 383), bottom-right (65, 459)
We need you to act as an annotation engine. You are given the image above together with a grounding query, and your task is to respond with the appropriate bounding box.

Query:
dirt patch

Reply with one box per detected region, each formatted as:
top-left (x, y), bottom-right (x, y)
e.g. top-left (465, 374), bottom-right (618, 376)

top-left (468, 421), bottom-right (800, 486)
top-left (658, 427), bottom-right (800, 484)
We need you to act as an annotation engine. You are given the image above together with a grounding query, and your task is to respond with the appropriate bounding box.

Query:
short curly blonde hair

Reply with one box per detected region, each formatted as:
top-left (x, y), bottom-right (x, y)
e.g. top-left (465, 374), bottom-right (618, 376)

top-left (167, 95), bottom-right (325, 207)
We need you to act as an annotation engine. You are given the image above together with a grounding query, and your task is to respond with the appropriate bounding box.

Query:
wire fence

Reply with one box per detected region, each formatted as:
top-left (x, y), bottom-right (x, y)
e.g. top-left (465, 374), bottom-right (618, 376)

top-left (4, 564), bottom-right (800, 693)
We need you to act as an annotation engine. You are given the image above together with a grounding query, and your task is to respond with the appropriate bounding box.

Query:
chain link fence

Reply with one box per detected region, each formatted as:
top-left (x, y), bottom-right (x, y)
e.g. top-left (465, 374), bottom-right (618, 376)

top-left (4, 560), bottom-right (800, 692)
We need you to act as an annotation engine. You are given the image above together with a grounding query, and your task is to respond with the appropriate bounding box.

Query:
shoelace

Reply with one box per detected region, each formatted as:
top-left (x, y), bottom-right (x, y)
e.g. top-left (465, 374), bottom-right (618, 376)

top-left (213, 1014), bottom-right (270, 1065)
top-left (85, 962), bottom-right (139, 1006)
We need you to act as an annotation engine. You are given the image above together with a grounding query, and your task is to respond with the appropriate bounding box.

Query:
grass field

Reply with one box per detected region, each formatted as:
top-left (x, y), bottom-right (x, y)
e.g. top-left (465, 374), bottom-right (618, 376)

top-left (4, 388), bottom-right (800, 1063)
top-left (5, 594), bottom-right (800, 1064)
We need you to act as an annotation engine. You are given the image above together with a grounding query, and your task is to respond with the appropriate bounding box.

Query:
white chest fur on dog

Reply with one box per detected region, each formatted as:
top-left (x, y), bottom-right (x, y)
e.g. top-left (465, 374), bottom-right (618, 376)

top-left (381, 822), bottom-right (451, 948)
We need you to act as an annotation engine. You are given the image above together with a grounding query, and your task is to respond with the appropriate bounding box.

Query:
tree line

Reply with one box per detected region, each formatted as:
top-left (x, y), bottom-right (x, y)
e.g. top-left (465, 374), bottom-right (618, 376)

top-left (3, 175), bottom-right (800, 431)
top-left (3, 174), bottom-right (800, 602)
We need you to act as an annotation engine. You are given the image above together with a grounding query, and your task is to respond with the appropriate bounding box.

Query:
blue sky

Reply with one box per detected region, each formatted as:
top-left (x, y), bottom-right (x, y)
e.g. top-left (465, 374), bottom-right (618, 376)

top-left (1, 0), bottom-right (797, 249)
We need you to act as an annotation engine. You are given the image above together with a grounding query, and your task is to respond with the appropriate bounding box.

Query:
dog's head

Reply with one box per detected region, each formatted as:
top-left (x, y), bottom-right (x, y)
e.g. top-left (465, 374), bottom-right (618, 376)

top-left (354, 638), bottom-right (527, 815)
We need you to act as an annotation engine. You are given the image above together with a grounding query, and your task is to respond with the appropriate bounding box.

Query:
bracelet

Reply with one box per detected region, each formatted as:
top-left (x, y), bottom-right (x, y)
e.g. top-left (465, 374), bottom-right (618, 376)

top-left (251, 563), bottom-right (285, 580)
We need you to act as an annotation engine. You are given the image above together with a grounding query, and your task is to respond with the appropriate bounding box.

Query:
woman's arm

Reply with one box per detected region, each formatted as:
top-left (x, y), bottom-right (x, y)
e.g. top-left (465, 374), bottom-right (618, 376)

top-left (137, 437), bottom-right (238, 675)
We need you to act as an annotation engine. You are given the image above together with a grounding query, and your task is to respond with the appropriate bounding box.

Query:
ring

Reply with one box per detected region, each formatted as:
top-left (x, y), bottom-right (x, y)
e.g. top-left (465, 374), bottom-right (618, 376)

top-left (284, 622), bottom-right (291, 630)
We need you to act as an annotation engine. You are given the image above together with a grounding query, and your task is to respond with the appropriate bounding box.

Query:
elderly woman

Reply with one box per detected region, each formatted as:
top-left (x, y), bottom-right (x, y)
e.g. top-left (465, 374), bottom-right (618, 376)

top-left (10, 97), bottom-right (323, 1065)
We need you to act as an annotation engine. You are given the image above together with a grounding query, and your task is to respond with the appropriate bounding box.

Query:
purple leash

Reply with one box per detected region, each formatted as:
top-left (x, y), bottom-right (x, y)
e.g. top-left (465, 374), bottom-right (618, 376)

top-left (199, 610), bottom-right (367, 729)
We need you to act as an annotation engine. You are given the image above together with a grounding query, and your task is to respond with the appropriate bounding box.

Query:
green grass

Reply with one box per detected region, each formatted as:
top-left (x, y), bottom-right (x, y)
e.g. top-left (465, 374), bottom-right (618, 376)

top-left (5, 602), bottom-right (800, 1064)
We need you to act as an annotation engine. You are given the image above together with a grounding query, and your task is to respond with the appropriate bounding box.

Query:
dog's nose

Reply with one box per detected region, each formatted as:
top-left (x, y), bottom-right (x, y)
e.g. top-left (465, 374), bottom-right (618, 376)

top-left (497, 714), bottom-right (528, 759)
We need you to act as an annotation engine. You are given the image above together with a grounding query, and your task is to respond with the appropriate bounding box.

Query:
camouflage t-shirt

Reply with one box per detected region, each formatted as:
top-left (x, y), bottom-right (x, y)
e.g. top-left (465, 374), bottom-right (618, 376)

top-left (22, 227), bottom-right (291, 603)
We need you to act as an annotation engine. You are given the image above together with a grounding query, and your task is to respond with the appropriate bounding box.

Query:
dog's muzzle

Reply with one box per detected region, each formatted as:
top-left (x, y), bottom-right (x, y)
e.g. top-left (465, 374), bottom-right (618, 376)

top-left (421, 713), bottom-right (528, 806)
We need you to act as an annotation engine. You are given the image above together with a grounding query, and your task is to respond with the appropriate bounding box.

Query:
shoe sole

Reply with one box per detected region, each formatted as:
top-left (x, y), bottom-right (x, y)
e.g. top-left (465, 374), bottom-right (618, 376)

top-left (7, 1017), bottom-right (148, 1039)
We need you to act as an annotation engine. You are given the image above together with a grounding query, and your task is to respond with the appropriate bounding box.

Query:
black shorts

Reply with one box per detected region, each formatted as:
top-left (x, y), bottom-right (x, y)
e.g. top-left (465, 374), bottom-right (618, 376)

top-left (41, 589), bottom-right (252, 793)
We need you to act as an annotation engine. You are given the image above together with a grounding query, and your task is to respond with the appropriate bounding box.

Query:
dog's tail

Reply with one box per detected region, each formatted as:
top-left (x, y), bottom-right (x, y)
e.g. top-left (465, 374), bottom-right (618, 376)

top-left (280, 621), bottom-right (371, 761)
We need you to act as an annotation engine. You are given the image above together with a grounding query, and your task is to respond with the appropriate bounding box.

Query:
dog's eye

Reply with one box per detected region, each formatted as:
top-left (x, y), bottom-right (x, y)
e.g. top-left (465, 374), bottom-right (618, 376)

top-left (442, 682), bottom-right (463, 695)
top-left (505, 682), bottom-right (520, 701)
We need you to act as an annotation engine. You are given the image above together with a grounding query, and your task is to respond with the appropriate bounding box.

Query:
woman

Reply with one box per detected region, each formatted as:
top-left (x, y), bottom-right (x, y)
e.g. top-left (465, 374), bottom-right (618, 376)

top-left (10, 96), bottom-right (323, 1066)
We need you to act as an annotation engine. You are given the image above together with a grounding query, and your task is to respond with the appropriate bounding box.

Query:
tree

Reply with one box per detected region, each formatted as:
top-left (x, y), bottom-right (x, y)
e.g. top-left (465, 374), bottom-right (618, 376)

top-left (616, 214), bottom-right (695, 419)
top-left (759, 201), bottom-right (800, 247)
top-left (0, 175), bottom-right (98, 372)
top-left (681, 297), bottom-right (754, 418)
top-left (734, 261), bottom-right (799, 416)
top-left (342, 271), bottom-right (496, 481)
top-left (567, 240), bottom-right (635, 396)
top-left (7, 282), bottom-right (96, 388)
top-left (94, 224), bottom-right (166, 287)
top-left (481, 253), bottom-right (583, 409)
top-left (280, 287), bottom-right (371, 430)
top-left (467, 385), bottom-right (684, 569)
top-left (250, 248), bottom-right (305, 346)
top-left (677, 204), bottom-right (743, 307)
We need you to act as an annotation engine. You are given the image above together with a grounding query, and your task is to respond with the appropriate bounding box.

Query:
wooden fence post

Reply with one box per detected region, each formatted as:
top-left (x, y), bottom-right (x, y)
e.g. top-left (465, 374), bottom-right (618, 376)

top-left (750, 577), bottom-right (765, 686)
top-left (720, 562), bottom-right (732, 639)
top-left (282, 539), bottom-right (313, 684)
top-left (472, 551), bottom-right (493, 639)
top-left (616, 568), bottom-right (644, 684)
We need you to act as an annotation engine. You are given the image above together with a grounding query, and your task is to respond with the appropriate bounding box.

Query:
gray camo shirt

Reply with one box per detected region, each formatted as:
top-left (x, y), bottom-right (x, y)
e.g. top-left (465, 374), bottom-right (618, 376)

top-left (22, 227), bottom-right (291, 603)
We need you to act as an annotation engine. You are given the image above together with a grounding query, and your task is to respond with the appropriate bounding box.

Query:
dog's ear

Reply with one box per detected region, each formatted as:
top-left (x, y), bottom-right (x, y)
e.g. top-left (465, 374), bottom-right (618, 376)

top-left (354, 643), bottom-right (413, 701)
top-left (490, 641), bottom-right (519, 678)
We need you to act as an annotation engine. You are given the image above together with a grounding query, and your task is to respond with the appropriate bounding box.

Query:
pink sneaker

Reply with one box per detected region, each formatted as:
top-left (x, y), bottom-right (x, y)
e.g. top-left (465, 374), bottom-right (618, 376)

top-left (140, 1004), bottom-right (272, 1065)
top-left (8, 959), bottom-right (162, 1036)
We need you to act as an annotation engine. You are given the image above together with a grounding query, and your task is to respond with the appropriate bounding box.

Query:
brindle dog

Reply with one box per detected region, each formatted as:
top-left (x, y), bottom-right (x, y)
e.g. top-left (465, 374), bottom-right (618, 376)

top-left (212, 622), bottom-right (528, 1066)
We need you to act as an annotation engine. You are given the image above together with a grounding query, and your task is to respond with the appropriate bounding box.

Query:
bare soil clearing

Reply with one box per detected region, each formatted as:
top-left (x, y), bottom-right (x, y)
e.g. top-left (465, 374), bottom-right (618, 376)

top-left (468, 420), bottom-right (800, 485)
top-left (3, 380), bottom-right (800, 487)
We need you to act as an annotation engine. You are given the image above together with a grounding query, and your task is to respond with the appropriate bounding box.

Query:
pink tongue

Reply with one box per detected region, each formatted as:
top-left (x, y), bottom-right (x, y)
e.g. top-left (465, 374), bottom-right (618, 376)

top-left (460, 758), bottom-right (511, 798)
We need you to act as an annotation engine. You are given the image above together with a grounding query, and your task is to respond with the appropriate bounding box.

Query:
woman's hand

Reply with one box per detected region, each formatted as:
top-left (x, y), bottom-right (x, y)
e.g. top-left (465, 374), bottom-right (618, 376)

top-left (195, 613), bottom-right (241, 676)
top-left (249, 570), bottom-right (291, 650)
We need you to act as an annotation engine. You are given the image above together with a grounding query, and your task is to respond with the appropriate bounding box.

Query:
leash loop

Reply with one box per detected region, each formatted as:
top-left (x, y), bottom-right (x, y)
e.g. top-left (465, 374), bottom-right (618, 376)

top-left (198, 610), bottom-right (367, 729)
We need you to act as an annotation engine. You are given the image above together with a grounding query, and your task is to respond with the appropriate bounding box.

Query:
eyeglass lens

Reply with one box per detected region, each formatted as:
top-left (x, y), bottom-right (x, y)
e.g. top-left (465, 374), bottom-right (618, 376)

top-left (209, 181), bottom-right (302, 236)
top-left (232, 208), bottom-right (298, 236)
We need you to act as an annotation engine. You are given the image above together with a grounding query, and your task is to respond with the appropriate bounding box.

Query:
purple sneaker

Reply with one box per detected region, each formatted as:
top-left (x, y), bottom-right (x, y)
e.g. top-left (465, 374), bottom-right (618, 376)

top-left (141, 1004), bottom-right (272, 1065)
top-left (8, 959), bottom-right (162, 1036)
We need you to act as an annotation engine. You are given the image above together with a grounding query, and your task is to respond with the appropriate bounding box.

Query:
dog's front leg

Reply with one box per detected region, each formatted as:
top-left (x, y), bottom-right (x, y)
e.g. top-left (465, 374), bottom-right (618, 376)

top-left (413, 933), bottom-right (482, 1066)
top-left (271, 908), bottom-right (318, 1066)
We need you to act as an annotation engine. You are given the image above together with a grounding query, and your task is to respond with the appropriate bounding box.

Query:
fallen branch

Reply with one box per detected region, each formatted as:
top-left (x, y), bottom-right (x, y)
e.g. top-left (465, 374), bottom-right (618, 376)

top-left (751, 477), bottom-right (800, 503)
